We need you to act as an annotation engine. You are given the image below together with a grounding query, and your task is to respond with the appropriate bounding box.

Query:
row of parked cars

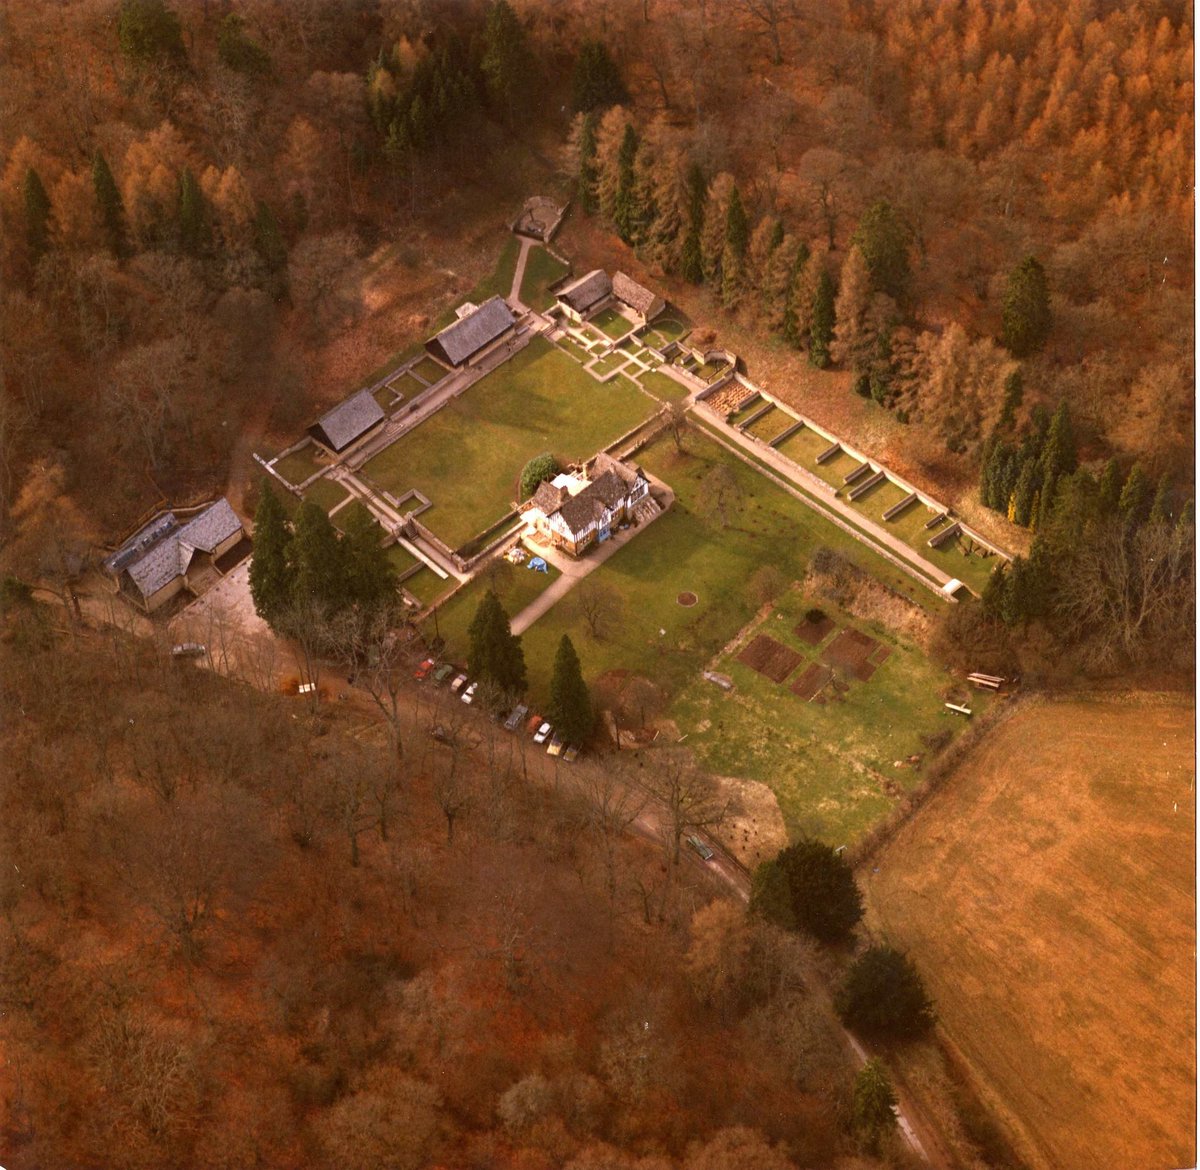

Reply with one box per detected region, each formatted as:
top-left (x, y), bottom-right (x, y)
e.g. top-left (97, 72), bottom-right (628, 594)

top-left (414, 657), bottom-right (580, 761)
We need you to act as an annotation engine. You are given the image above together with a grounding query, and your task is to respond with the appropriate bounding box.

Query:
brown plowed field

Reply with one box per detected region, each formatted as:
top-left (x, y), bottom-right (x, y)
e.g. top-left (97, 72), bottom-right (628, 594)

top-left (820, 627), bottom-right (880, 680)
top-left (861, 696), bottom-right (1196, 1170)
top-left (736, 634), bottom-right (802, 683)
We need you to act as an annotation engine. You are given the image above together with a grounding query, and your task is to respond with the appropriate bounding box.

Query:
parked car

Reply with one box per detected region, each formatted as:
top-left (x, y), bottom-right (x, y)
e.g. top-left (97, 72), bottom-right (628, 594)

top-left (686, 834), bottom-right (715, 862)
top-left (460, 681), bottom-right (478, 705)
top-left (546, 734), bottom-right (564, 757)
top-left (432, 663), bottom-right (455, 686)
top-left (450, 672), bottom-right (468, 694)
top-left (562, 745), bottom-right (580, 763)
top-left (525, 713), bottom-right (544, 737)
top-left (413, 657), bottom-right (436, 681)
top-left (533, 721), bottom-right (552, 744)
top-left (171, 643), bottom-right (206, 658)
top-left (504, 703), bottom-right (529, 732)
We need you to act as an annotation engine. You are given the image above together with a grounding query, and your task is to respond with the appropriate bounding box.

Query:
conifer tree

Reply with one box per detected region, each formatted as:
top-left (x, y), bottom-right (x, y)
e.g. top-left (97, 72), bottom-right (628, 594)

top-left (117, 0), bottom-right (186, 68)
top-left (853, 1060), bottom-right (898, 1155)
top-left (218, 12), bottom-right (270, 74)
top-left (290, 500), bottom-right (344, 610)
top-left (570, 40), bottom-right (627, 113)
top-left (1176, 500), bottom-right (1194, 531)
top-left (850, 200), bottom-right (911, 303)
top-left (467, 589), bottom-right (527, 701)
top-left (547, 634), bottom-right (592, 744)
top-left (612, 123), bottom-right (640, 244)
top-left (1012, 457), bottom-right (1038, 526)
top-left (724, 185), bottom-right (749, 262)
top-left (1148, 476), bottom-right (1172, 526)
top-left (997, 369), bottom-right (1023, 431)
top-left (832, 245), bottom-right (872, 370)
top-left (774, 838), bottom-right (863, 943)
top-left (1097, 458), bottom-right (1123, 515)
top-left (1118, 462), bottom-right (1150, 523)
top-left (23, 167), bottom-right (52, 265)
top-left (680, 163), bottom-right (707, 284)
top-left (341, 504), bottom-right (398, 608)
top-left (249, 481), bottom-right (292, 626)
top-left (480, 0), bottom-right (530, 127)
top-left (92, 151), bottom-right (128, 258)
top-left (809, 268), bottom-right (835, 368)
top-left (700, 173), bottom-right (734, 284)
top-left (1001, 255), bottom-right (1052, 357)
top-left (783, 244), bottom-right (816, 349)
top-left (1039, 401), bottom-right (1076, 479)
top-left (576, 111), bottom-right (599, 214)
top-left (178, 167), bottom-right (211, 255)
top-left (763, 233), bottom-right (801, 332)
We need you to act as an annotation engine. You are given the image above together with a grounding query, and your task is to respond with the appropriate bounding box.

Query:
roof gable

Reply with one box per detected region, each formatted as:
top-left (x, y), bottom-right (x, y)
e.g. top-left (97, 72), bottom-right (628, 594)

top-left (313, 388), bottom-right (385, 452)
top-left (179, 498), bottom-right (242, 553)
top-left (558, 269), bottom-right (611, 314)
top-left (428, 295), bottom-right (517, 365)
top-left (612, 271), bottom-right (663, 318)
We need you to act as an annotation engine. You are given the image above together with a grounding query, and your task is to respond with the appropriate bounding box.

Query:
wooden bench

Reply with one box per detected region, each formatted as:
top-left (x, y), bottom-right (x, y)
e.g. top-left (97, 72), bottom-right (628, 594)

top-left (844, 462), bottom-right (874, 486)
top-left (883, 491), bottom-right (919, 521)
top-left (928, 521), bottom-right (962, 548)
top-left (848, 469), bottom-right (886, 501)
top-left (816, 440), bottom-right (843, 464)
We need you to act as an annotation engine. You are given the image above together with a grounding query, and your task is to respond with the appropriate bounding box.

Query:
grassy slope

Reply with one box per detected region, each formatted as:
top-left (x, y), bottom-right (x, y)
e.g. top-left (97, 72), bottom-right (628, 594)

top-left (672, 590), bottom-right (970, 845)
top-left (362, 336), bottom-right (655, 548)
top-left (860, 697), bottom-right (1196, 1170)
top-left (520, 245), bottom-right (570, 310)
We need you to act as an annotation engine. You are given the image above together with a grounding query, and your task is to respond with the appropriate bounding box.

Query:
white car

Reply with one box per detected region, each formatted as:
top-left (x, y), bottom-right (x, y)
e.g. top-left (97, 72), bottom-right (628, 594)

top-left (450, 672), bottom-right (468, 694)
top-left (533, 721), bottom-right (552, 744)
top-left (460, 681), bottom-right (478, 705)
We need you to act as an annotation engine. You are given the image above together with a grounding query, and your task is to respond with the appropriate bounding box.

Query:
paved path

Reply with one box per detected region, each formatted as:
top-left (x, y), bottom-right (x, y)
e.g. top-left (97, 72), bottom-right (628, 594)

top-left (510, 476), bottom-right (674, 636)
top-left (509, 235), bottom-right (534, 312)
top-left (691, 399), bottom-right (956, 596)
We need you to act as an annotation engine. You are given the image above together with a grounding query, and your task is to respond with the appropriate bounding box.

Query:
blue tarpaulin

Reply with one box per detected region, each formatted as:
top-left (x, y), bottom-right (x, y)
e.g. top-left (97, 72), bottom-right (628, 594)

top-left (528, 557), bottom-right (549, 573)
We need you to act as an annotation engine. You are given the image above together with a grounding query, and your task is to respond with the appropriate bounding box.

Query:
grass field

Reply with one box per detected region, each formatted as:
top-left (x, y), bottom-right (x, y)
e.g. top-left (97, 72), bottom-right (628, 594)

top-left (402, 566), bottom-right (453, 606)
top-left (520, 246), bottom-right (570, 311)
top-left (861, 697), bottom-right (1196, 1170)
top-left (643, 317), bottom-right (689, 348)
top-left (385, 542), bottom-right (419, 575)
top-left (671, 591), bottom-right (968, 844)
top-left (411, 356), bottom-right (448, 385)
top-left (591, 306), bottom-right (633, 339)
top-left (639, 370), bottom-right (690, 402)
top-left (272, 445), bottom-right (324, 486)
top-left (361, 336), bottom-right (655, 549)
top-left (590, 351), bottom-right (629, 377)
top-left (511, 432), bottom-right (940, 707)
top-left (429, 559), bottom-right (562, 664)
top-left (303, 476), bottom-right (350, 514)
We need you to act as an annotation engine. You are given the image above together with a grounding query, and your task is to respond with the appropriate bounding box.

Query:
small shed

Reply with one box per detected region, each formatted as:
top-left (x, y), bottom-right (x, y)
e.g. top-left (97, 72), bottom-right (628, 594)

top-left (309, 388), bottom-right (386, 453)
top-left (426, 296), bottom-right (518, 367)
top-left (612, 271), bottom-right (665, 325)
top-left (556, 269), bottom-right (612, 322)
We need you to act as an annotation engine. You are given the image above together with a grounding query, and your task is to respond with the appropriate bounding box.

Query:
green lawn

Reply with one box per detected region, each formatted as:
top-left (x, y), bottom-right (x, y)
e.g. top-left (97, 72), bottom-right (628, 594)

top-left (671, 590), bottom-right (981, 845)
top-left (361, 336), bottom-right (657, 549)
top-left (592, 306), bottom-right (634, 340)
top-left (428, 558), bottom-right (562, 663)
top-left (521, 246), bottom-right (571, 311)
top-left (411, 356), bottom-right (448, 385)
top-left (590, 351), bottom-right (629, 377)
top-left (513, 432), bottom-right (940, 708)
top-left (403, 566), bottom-right (454, 606)
top-left (385, 543), bottom-right (420, 575)
top-left (273, 445), bottom-right (324, 486)
top-left (639, 370), bottom-right (690, 402)
top-left (746, 406), bottom-right (791, 443)
top-left (303, 477), bottom-right (350, 514)
top-left (332, 499), bottom-right (381, 535)
top-left (643, 316), bottom-right (690, 347)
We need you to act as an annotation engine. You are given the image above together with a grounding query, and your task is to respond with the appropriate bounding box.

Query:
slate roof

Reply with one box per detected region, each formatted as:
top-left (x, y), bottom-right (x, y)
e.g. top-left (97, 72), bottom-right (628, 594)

top-left (558, 269), bottom-right (612, 314)
top-left (119, 499), bottom-right (244, 599)
top-left (612, 271), bottom-right (664, 319)
top-left (532, 480), bottom-right (567, 514)
top-left (312, 388), bottom-right (385, 453)
top-left (591, 450), bottom-right (644, 489)
top-left (104, 512), bottom-right (179, 575)
top-left (555, 471), bottom-right (628, 536)
top-left (427, 296), bottom-right (517, 366)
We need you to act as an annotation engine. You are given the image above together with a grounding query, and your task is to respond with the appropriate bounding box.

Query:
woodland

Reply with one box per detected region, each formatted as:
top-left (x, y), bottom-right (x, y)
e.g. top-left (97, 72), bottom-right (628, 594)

top-left (0, 0), bottom-right (1194, 1166)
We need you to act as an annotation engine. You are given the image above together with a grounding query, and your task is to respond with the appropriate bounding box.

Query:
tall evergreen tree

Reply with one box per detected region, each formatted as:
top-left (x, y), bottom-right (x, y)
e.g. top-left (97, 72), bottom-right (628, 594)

top-left (218, 12), bottom-right (270, 75)
top-left (853, 1060), bottom-right (898, 1155)
top-left (1001, 255), bottom-right (1052, 357)
top-left (809, 269), bottom-right (835, 368)
top-left (997, 369), bottom-right (1023, 431)
top-left (1118, 462), bottom-right (1150, 523)
top-left (831, 245), bottom-right (872, 371)
top-left (1097, 458), bottom-right (1123, 515)
top-left (576, 111), bottom-right (599, 215)
top-left (570, 40), bottom-right (627, 113)
top-left (547, 634), bottom-right (592, 744)
top-left (836, 945), bottom-right (936, 1040)
top-left (612, 123), bottom-right (640, 244)
top-left (680, 163), bottom-right (707, 284)
top-left (92, 151), bottom-right (128, 258)
top-left (1012, 458), bottom-right (1039, 527)
top-left (724, 185), bottom-right (749, 261)
top-left (290, 500), bottom-right (344, 610)
top-left (249, 481), bottom-right (292, 626)
top-left (178, 167), bottom-right (211, 255)
top-left (117, 0), bottom-right (186, 67)
top-left (467, 590), bottom-right (526, 700)
top-left (774, 838), bottom-right (863, 943)
top-left (850, 200), bottom-right (911, 303)
top-left (1148, 475), bottom-right (1172, 526)
top-left (23, 167), bottom-right (52, 265)
top-left (1039, 400), bottom-right (1077, 479)
top-left (480, 0), bottom-right (530, 126)
top-left (341, 505), bottom-right (398, 608)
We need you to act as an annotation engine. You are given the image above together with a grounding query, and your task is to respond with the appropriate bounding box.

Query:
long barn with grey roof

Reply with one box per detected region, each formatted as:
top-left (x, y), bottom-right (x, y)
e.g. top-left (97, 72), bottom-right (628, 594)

top-left (104, 497), bottom-right (245, 613)
top-left (425, 296), bottom-right (518, 367)
top-left (309, 388), bottom-right (386, 453)
top-left (556, 269), bottom-right (612, 322)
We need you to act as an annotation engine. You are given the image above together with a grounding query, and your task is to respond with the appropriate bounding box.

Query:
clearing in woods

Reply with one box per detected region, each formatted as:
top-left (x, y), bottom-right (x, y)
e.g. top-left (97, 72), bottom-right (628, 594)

top-left (860, 696), bottom-right (1196, 1170)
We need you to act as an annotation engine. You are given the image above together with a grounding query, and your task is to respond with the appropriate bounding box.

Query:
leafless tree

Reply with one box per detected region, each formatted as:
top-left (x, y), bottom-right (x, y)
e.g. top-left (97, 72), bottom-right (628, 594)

top-left (573, 576), bottom-right (624, 641)
top-left (641, 748), bottom-right (727, 868)
top-left (580, 762), bottom-right (647, 939)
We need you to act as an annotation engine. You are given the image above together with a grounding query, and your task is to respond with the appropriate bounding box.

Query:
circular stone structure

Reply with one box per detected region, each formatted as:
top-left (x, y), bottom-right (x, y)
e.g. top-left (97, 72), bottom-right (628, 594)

top-left (677, 591), bottom-right (698, 607)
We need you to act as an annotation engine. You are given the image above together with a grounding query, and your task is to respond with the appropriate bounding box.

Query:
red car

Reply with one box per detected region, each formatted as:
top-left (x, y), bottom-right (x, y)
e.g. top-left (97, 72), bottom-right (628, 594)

top-left (413, 657), bottom-right (436, 681)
